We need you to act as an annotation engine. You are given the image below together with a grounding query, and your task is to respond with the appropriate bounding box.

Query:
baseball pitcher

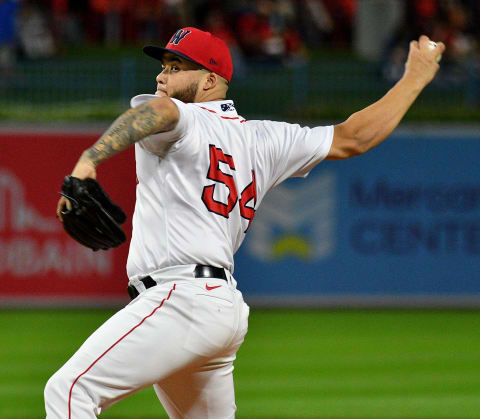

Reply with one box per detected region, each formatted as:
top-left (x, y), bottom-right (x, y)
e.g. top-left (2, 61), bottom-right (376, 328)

top-left (46, 27), bottom-right (444, 418)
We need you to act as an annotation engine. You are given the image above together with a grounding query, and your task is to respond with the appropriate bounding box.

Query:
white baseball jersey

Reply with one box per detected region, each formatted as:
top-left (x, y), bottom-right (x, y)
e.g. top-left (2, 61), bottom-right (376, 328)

top-left (127, 94), bottom-right (333, 279)
top-left (45, 94), bottom-right (333, 419)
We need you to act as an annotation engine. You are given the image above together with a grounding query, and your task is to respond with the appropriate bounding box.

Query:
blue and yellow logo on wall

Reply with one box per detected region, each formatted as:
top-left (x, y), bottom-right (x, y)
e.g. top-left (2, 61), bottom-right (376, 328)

top-left (246, 171), bottom-right (336, 262)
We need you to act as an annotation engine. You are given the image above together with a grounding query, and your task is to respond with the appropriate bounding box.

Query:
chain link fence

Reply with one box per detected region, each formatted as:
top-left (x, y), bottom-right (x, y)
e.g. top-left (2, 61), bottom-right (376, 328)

top-left (1, 56), bottom-right (478, 121)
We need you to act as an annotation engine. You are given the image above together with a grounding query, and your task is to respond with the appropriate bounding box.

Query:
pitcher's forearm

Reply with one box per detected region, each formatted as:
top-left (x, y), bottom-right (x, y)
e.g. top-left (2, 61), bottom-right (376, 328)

top-left (329, 37), bottom-right (444, 161)
top-left (345, 75), bottom-right (423, 153)
top-left (81, 99), bottom-right (179, 167)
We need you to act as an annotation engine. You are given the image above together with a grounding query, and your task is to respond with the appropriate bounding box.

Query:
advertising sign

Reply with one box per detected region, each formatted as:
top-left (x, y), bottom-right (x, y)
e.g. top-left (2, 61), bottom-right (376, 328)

top-left (235, 133), bottom-right (480, 303)
top-left (0, 132), bottom-right (136, 304)
top-left (1, 130), bottom-right (479, 306)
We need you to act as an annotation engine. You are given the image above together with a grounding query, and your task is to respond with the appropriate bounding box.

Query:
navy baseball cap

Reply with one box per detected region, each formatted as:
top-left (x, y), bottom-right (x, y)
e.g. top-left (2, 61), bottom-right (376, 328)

top-left (143, 27), bottom-right (233, 82)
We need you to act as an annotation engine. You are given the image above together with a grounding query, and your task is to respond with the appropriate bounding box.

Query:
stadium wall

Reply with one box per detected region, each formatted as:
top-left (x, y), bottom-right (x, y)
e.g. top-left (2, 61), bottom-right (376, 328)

top-left (1, 126), bottom-right (479, 308)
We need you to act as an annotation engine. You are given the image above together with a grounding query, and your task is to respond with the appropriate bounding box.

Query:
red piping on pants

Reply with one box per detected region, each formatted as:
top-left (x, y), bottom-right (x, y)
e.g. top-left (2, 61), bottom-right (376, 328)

top-left (68, 283), bottom-right (177, 418)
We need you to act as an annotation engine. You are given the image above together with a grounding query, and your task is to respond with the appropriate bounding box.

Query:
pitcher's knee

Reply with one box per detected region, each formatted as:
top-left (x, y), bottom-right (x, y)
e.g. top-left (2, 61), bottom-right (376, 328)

top-left (45, 369), bottom-right (100, 418)
top-left (44, 370), bottom-right (72, 417)
top-left (45, 370), bottom-right (69, 403)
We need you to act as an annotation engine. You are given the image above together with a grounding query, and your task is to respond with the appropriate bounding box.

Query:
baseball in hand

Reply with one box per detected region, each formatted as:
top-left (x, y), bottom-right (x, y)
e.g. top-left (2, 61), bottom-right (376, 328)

top-left (428, 40), bottom-right (442, 62)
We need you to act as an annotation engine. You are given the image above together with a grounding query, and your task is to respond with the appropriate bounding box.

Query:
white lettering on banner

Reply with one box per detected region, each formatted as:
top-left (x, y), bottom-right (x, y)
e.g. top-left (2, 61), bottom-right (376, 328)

top-left (0, 169), bottom-right (113, 277)
top-left (0, 239), bottom-right (112, 276)
top-left (0, 169), bottom-right (60, 233)
top-left (247, 171), bottom-right (336, 261)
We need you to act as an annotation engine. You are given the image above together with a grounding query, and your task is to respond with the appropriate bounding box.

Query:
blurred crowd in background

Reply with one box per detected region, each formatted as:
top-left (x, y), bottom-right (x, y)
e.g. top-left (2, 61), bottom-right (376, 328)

top-left (1, 0), bottom-right (479, 79)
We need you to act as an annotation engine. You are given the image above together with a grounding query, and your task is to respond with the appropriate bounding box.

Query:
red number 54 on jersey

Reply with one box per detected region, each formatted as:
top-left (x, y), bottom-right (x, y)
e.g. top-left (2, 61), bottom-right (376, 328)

top-left (202, 144), bottom-right (256, 232)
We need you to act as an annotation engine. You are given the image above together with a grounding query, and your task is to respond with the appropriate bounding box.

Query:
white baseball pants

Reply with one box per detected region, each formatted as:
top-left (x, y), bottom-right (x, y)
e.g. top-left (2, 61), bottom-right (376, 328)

top-left (44, 265), bottom-right (249, 418)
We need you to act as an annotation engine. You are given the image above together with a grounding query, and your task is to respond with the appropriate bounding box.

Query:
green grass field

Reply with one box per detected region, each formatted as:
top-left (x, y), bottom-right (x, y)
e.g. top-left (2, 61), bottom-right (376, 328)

top-left (1, 309), bottom-right (479, 418)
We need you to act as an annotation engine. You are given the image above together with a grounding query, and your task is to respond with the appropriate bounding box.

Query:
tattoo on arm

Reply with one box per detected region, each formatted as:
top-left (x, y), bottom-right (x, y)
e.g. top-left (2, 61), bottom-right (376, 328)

top-left (81, 102), bottom-right (175, 166)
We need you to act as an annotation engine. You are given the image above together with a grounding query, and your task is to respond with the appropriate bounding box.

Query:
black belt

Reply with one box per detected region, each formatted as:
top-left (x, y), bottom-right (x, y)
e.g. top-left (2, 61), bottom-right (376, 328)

top-left (127, 265), bottom-right (227, 300)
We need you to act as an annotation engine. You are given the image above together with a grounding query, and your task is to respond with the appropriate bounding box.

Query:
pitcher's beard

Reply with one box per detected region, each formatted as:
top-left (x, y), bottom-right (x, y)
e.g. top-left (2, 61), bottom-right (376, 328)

top-left (172, 81), bottom-right (199, 103)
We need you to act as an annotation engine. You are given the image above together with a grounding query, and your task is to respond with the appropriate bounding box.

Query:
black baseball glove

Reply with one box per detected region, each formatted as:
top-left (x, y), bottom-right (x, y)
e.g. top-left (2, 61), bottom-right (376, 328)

top-left (59, 176), bottom-right (127, 251)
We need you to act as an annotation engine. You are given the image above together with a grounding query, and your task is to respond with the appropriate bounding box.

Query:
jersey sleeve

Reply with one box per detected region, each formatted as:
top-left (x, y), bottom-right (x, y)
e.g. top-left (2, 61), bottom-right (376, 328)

top-left (255, 120), bottom-right (333, 189)
top-left (129, 95), bottom-right (192, 156)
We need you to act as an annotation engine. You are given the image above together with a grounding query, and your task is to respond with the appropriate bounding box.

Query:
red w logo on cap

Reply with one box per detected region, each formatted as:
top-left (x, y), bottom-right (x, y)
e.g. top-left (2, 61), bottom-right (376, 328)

top-left (169, 29), bottom-right (192, 45)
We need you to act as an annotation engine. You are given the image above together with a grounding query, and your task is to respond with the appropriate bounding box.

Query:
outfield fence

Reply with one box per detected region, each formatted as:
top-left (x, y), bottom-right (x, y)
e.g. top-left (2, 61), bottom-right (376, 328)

top-left (1, 127), bottom-right (480, 308)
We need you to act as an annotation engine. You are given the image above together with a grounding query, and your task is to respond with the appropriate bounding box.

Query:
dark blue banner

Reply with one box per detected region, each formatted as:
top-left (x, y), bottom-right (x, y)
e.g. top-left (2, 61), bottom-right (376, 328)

top-left (235, 132), bottom-right (480, 298)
